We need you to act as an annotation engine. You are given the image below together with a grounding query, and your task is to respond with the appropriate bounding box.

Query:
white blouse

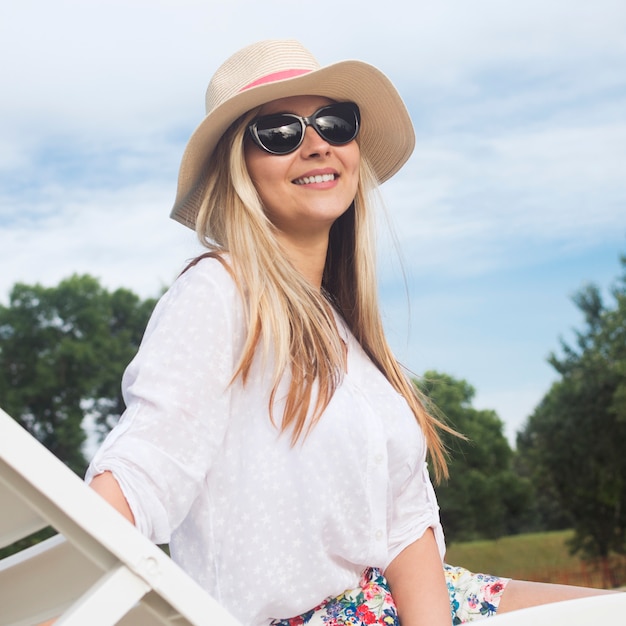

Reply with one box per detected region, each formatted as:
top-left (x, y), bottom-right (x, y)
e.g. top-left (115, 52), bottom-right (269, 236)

top-left (86, 257), bottom-right (445, 626)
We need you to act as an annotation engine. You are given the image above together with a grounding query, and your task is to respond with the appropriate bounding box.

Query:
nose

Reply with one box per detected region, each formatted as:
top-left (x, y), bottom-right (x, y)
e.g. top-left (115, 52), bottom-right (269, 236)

top-left (300, 125), bottom-right (331, 157)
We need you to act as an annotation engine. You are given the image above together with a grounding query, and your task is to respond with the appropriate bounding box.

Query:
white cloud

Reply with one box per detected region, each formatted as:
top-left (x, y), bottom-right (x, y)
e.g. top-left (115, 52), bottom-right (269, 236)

top-left (377, 114), bottom-right (626, 280)
top-left (3, 0), bottom-right (624, 279)
top-left (2, 1), bottom-right (625, 132)
top-left (0, 180), bottom-right (202, 303)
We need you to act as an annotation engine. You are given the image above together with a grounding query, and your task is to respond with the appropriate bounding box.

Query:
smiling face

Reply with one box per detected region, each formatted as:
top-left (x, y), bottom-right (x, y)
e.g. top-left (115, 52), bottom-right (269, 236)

top-left (244, 95), bottom-right (360, 247)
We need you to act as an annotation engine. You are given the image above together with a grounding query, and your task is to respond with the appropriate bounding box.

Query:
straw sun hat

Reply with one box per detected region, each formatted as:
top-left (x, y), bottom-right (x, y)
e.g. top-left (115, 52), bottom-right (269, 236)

top-left (170, 39), bottom-right (415, 230)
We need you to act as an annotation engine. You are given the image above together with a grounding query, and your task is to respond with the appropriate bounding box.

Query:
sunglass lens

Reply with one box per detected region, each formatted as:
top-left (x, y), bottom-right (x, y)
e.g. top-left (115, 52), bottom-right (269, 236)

top-left (254, 115), bottom-right (302, 154)
top-left (316, 105), bottom-right (358, 144)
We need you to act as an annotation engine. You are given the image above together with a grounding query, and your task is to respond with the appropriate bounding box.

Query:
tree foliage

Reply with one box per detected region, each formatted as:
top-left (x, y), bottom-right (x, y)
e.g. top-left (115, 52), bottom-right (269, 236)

top-left (0, 275), bottom-right (156, 475)
top-left (517, 256), bottom-right (626, 567)
top-left (418, 370), bottom-right (534, 542)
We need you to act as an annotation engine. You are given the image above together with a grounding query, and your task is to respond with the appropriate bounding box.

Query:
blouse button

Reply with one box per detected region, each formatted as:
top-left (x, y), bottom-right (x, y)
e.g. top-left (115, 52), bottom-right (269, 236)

top-left (375, 529), bottom-right (383, 541)
top-left (374, 453), bottom-right (384, 464)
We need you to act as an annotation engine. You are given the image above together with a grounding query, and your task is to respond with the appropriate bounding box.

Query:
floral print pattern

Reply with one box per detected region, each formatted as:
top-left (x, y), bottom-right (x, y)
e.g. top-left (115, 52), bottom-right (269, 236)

top-left (271, 565), bottom-right (510, 625)
top-left (270, 567), bottom-right (399, 625)
top-left (445, 564), bottom-right (510, 624)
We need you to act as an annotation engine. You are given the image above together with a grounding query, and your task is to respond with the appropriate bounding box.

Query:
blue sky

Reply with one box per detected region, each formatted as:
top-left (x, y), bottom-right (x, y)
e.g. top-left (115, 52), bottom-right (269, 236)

top-left (1, 0), bottom-right (625, 443)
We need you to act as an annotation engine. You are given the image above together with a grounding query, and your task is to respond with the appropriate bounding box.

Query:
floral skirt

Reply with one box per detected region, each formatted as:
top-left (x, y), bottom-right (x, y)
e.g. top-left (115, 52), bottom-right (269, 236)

top-left (270, 564), bottom-right (510, 625)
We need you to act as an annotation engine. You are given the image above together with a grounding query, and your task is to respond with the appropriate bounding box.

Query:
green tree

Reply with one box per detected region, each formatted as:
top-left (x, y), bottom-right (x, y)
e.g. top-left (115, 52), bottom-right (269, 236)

top-left (0, 275), bottom-right (156, 475)
top-left (517, 256), bottom-right (626, 584)
top-left (418, 371), bottom-right (534, 542)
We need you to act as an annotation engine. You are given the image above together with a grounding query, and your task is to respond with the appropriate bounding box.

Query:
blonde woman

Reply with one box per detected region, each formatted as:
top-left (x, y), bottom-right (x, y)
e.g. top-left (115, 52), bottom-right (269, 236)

top-left (87, 40), bottom-right (611, 626)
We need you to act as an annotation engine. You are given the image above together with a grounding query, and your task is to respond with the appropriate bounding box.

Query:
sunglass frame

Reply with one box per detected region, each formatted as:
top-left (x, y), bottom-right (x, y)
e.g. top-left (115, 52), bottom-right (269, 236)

top-left (247, 102), bottom-right (361, 155)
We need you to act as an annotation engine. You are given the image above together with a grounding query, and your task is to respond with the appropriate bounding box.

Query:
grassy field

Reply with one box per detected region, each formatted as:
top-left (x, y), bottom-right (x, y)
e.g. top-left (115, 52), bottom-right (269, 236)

top-left (445, 530), bottom-right (625, 589)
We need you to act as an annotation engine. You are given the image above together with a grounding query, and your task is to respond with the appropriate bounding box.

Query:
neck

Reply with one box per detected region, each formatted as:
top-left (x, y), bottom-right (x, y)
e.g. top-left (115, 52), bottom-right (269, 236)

top-left (274, 231), bottom-right (328, 290)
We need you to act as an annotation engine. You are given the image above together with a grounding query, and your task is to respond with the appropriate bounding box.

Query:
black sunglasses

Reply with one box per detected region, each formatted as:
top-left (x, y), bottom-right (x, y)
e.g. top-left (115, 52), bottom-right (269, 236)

top-left (247, 102), bottom-right (361, 155)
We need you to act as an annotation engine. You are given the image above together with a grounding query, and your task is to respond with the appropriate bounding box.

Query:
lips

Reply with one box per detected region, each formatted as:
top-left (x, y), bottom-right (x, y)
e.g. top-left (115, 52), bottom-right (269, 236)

top-left (292, 173), bottom-right (337, 185)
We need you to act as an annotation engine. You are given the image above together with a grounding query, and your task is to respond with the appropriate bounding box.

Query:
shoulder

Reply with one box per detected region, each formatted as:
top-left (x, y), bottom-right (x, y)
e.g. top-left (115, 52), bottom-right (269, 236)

top-left (165, 254), bottom-right (239, 305)
top-left (145, 254), bottom-right (243, 334)
top-left (177, 253), bottom-right (237, 290)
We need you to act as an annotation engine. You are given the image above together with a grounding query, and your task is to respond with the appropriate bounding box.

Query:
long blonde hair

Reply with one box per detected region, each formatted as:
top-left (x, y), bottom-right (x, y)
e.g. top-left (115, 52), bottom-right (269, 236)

top-left (192, 110), bottom-right (452, 481)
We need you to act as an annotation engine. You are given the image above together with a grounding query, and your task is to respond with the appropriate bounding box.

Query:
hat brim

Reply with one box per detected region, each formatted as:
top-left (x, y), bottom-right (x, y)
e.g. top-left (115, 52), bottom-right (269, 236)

top-left (170, 60), bottom-right (415, 229)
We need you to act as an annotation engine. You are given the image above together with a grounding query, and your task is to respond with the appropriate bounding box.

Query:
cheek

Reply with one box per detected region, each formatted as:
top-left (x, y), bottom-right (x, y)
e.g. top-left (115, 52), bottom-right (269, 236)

top-left (347, 141), bottom-right (360, 169)
top-left (244, 152), bottom-right (287, 218)
top-left (244, 144), bottom-right (289, 190)
top-left (245, 150), bottom-right (272, 201)
top-left (244, 144), bottom-right (263, 183)
top-left (346, 145), bottom-right (361, 194)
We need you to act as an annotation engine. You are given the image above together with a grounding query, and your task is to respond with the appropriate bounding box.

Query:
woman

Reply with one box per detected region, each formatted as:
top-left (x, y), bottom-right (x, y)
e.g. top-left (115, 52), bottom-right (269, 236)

top-left (87, 40), bottom-right (609, 625)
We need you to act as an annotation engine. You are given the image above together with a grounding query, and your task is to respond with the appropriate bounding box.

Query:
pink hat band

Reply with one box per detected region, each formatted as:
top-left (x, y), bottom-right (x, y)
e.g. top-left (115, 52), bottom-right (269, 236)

top-left (240, 69), bottom-right (313, 92)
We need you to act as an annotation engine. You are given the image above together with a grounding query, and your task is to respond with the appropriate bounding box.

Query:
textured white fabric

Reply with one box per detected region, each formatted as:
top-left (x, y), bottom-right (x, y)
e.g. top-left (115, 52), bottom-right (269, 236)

top-left (86, 256), bottom-right (445, 626)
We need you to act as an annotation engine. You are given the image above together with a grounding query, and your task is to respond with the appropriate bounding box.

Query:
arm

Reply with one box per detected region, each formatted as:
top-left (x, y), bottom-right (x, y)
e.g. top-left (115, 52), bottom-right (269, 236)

top-left (384, 528), bottom-right (450, 626)
top-left (89, 471), bottom-right (135, 525)
top-left (84, 260), bottom-right (236, 543)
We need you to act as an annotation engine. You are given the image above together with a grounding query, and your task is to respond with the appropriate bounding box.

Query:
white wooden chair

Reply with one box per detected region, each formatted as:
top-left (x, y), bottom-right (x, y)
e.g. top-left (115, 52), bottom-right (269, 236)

top-left (0, 407), bottom-right (242, 626)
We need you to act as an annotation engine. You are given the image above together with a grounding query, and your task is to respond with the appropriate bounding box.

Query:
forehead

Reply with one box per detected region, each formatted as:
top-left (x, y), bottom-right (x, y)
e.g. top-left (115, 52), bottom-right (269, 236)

top-left (257, 95), bottom-right (335, 116)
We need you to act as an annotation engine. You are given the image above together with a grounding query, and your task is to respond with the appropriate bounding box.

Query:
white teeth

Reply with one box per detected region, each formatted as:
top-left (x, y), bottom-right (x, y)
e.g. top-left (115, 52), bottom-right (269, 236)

top-left (294, 173), bottom-right (336, 185)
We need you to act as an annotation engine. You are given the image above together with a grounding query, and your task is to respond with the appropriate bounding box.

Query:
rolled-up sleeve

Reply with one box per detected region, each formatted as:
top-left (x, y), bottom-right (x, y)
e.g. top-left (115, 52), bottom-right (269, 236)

top-left (386, 461), bottom-right (446, 567)
top-left (86, 260), bottom-right (239, 544)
